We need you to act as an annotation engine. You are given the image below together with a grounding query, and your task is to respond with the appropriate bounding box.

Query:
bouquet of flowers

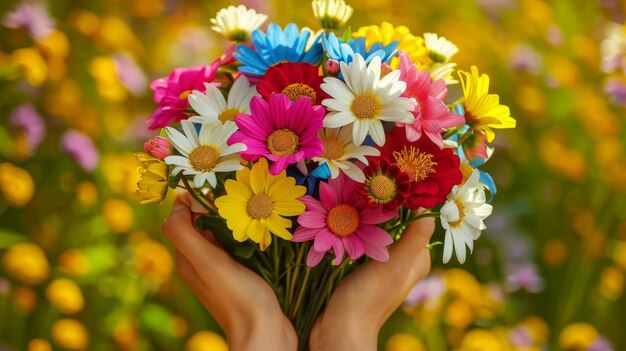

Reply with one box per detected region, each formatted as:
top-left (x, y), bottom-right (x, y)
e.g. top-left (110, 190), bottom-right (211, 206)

top-left (134, 0), bottom-right (516, 347)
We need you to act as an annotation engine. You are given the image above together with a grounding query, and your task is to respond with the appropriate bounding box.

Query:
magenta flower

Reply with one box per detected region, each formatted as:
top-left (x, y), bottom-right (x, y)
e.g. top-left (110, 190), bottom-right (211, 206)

top-left (292, 174), bottom-right (398, 267)
top-left (396, 52), bottom-right (464, 148)
top-left (60, 130), bottom-right (99, 171)
top-left (2, 1), bottom-right (54, 40)
top-left (147, 60), bottom-right (220, 129)
top-left (113, 54), bottom-right (147, 95)
top-left (230, 94), bottom-right (324, 175)
top-left (9, 104), bottom-right (45, 155)
top-left (144, 136), bottom-right (172, 159)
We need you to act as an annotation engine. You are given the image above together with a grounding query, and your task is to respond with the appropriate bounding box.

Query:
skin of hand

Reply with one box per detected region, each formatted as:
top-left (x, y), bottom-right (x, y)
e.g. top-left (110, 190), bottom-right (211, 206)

top-left (309, 217), bottom-right (435, 351)
top-left (161, 193), bottom-right (297, 351)
top-left (163, 193), bottom-right (434, 351)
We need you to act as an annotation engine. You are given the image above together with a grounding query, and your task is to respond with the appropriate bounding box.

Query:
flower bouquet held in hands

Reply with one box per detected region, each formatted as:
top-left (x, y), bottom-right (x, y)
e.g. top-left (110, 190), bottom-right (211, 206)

top-left (134, 0), bottom-right (516, 347)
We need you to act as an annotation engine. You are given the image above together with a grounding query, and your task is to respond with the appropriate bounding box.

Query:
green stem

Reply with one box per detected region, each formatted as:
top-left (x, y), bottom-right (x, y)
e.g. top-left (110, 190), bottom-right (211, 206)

top-left (180, 176), bottom-right (217, 213)
top-left (388, 211), bottom-right (440, 233)
top-left (287, 244), bottom-right (307, 309)
top-left (290, 267), bottom-right (312, 320)
top-left (442, 126), bottom-right (462, 140)
top-left (456, 129), bottom-right (472, 145)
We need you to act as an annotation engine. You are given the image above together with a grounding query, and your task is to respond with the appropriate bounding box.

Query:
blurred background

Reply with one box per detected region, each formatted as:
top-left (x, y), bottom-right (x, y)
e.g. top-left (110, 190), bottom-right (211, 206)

top-left (1, 0), bottom-right (626, 350)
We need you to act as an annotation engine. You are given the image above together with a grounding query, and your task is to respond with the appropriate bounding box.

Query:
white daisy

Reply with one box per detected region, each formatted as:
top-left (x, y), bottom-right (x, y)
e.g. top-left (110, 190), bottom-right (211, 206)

top-left (320, 54), bottom-right (414, 146)
top-left (312, 126), bottom-right (380, 182)
top-left (423, 32), bottom-right (459, 63)
top-left (210, 5), bottom-right (268, 42)
top-left (440, 169), bottom-right (493, 264)
top-left (188, 75), bottom-right (258, 124)
top-left (600, 22), bottom-right (626, 73)
top-left (312, 0), bottom-right (353, 30)
top-left (164, 120), bottom-right (246, 189)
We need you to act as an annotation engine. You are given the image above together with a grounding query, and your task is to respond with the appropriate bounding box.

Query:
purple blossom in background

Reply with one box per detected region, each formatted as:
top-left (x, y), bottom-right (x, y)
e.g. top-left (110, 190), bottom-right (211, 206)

top-left (60, 130), bottom-right (99, 171)
top-left (403, 275), bottom-right (446, 309)
top-left (9, 104), bottom-right (46, 154)
top-left (0, 278), bottom-right (10, 295)
top-left (2, 0), bottom-right (55, 40)
top-left (113, 54), bottom-right (148, 95)
top-left (546, 25), bottom-right (564, 46)
top-left (509, 44), bottom-right (542, 73)
top-left (509, 326), bottom-right (533, 348)
top-left (588, 337), bottom-right (614, 351)
top-left (506, 263), bottom-right (544, 293)
top-left (604, 78), bottom-right (626, 106)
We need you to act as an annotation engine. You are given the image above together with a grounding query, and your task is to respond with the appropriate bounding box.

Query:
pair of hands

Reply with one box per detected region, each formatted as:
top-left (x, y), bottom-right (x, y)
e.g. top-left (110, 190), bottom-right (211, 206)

top-left (162, 193), bottom-right (435, 351)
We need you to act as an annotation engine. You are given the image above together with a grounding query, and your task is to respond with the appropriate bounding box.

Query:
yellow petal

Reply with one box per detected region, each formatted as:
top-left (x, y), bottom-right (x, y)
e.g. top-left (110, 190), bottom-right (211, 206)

top-left (233, 216), bottom-right (252, 241)
top-left (249, 159), bottom-right (268, 194)
top-left (225, 179), bottom-right (252, 200)
top-left (264, 215), bottom-right (294, 241)
top-left (272, 200), bottom-right (306, 217)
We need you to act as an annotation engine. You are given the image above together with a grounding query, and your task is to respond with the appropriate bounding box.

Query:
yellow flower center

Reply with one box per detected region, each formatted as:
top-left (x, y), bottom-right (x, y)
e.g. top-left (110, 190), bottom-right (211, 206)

top-left (393, 146), bottom-right (437, 182)
top-left (320, 138), bottom-right (345, 160)
top-left (179, 90), bottom-right (191, 100)
top-left (189, 145), bottom-right (220, 172)
top-left (326, 204), bottom-right (360, 237)
top-left (228, 29), bottom-right (249, 42)
top-left (218, 108), bottom-right (241, 122)
top-left (368, 175), bottom-right (396, 202)
top-left (282, 83), bottom-right (317, 104)
top-left (267, 129), bottom-right (299, 157)
top-left (246, 193), bottom-right (273, 219)
top-left (351, 93), bottom-right (382, 120)
top-left (449, 199), bottom-right (465, 228)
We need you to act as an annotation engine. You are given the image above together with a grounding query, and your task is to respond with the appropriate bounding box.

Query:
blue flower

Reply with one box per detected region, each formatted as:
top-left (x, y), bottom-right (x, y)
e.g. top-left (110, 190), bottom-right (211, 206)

top-left (286, 163), bottom-right (330, 196)
top-left (234, 23), bottom-right (323, 76)
top-left (449, 107), bottom-right (497, 202)
top-left (322, 32), bottom-right (398, 65)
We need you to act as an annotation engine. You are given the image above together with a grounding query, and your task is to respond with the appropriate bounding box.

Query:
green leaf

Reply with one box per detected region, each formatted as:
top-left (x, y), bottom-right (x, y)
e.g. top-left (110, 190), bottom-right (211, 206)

top-left (341, 26), bottom-right (352, 43)
top-left (0, 229), bottom-right (26, 248)
top-left (234, 244), bottom-right (256, 259)
top-left (426, 241), bottom-right (443, 249)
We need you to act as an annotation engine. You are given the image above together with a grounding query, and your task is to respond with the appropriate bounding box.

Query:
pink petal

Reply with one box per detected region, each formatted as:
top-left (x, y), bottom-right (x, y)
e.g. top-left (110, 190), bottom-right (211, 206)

top-left (332, 240), bottom-right (345, 265)
top-left (319, 181), bottom-right (339, 208)
top-left (298, 211), bottom-right (327, 228)
top-left (357, 225), bottom-right (394, 246)
top-left (293, 227), bottom-right (321, 242)
top-left (362, 238), bottom-right (390, 262)
top-left (235, 114), bottom-right (270, 139)
top-left (314, 228), bottom-right (336, 252)
top-left (307, 248), bottom-right (326, 267)
top-left (300, 195), bottom-right (328, 214)
top-left (360, 207), bottom-right (399, 225)
top-left (343, 236), bottom-right (365, 260)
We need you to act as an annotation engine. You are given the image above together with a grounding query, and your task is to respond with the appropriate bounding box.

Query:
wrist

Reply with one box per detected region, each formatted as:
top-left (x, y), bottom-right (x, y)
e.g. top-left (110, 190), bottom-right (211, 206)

top-left (311, 310), bottom-right (379, 351)
top-left (226, 307), bottom-right (296, 351)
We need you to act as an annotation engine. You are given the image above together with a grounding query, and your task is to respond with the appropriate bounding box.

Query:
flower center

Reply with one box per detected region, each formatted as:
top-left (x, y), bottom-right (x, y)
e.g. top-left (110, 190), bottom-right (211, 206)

top-left (267, 129), bottom-right (299, 157)
top-left (393, 146), bottom-right (437, 182)
top-left (351, 93), bottom-right (382, 120)
top-left (246, 193), bottom-right (273, 219)
top-left (189, 145), bottom-right (220, 172)
top-left (228, 29), bottom-right (249, 42)
top-left (326, 204), bottom-right (360, 237)
top-left (320, 138), bottom-right (344, 160)
top-left (218, 108), bottom-right (241, 122)
top-left (449, 199), bottom-right (466, 228)
top-left (428, 51), bottom-right (446, 63)
top-left (368, 175), bottom-right (397, 202)
top-left (179, 90), bottom-right (192, 100)
top-left (282, 83), bottom-right (317, 104)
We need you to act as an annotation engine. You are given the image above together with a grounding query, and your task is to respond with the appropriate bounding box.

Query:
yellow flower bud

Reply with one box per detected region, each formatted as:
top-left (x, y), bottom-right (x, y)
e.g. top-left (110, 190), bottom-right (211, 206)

top-left (558, 323), bottom-right (598, 350)
top-left (459, 329), bottom-right (504, 351)
top-left (519, 315), bottom-right (550, 344)
top-left (0, 163), bottom-right (35, 208)
top-left (58, 249), bottom-right (91, 276)
top-left (102, 199), bottom-right (134, 233)
top-left (10, 48), bottom-right (48, 87)
top-left (385, 333), bottom-right (425, 351)
top-left (2, 242), bottom-right (50, 285)
top-left (134, 239), bottom-right (173, 285)
top-left (51, 319), bottom-right (89, 350)
top-left (185, 331), bottom-right (228, 351)
top-left (444, 298), bottom-right (474, 329)
top-left (46, 278), bottom-right (84, 314)
top-left (75, 181), bottom-right (98, 207)
top-left (598, 266), bottom-right (624, 301)
top-left (12, 286), bottom-right (38, 314)
top-left (28, 339), bottom-right (52, 351)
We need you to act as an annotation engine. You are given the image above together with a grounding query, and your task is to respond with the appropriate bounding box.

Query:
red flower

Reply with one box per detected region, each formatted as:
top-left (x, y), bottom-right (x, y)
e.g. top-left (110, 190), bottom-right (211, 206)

top-left (379, 127), bottom-right (462, 210)
top-left (357, 158), bottom-right (411, 210)
top-left (257, 62), bottom-right (328, 105)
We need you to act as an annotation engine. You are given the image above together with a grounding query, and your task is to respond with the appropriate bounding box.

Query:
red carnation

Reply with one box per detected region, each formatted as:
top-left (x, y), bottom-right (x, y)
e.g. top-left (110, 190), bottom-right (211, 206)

top-left (378, 127), bottom-right (462, 210)
top-left (257, 62), bottom-right (328, 105)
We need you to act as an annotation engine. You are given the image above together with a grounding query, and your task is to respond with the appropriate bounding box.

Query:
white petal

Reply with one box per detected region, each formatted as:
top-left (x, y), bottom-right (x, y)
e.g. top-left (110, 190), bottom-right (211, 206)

top-left (165, 126), bottom-right (194, 156)
top-left (442, 230), bottom-right (453, 264)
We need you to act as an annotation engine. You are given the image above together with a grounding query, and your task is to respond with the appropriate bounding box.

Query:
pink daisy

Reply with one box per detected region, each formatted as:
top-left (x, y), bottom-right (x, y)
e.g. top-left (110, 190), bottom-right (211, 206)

top-left (147, 60), bottom-right (220, 129)
top-left (230, 94), bottom-right (324, 175)
top-left (292, 173), bottom-right (398, 267)
top-left (396, 52), bottom-right (464, 148)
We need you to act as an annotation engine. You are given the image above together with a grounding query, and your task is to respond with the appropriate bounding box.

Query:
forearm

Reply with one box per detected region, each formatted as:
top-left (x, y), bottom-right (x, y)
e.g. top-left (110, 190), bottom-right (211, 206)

top-left (226, 311), bottom-right (297, 351)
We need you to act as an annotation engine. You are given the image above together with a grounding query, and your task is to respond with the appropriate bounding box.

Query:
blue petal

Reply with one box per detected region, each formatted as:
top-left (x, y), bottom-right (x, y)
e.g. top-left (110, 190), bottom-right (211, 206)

top-left (479, 170), bottom-right (497, 203)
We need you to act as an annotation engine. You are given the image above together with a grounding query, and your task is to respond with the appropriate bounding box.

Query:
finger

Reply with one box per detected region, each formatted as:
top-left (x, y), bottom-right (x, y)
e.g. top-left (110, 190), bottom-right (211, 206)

top-left (162, 196), bottom-right (232, 270)
top-left (387, 216), bottom-right (435, 271)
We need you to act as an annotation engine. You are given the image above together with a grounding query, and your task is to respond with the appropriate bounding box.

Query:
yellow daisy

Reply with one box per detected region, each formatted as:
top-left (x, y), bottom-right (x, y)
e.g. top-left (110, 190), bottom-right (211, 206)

top-left (214, 158), bottom-right (306, 250)
top-left (352, 22), bottom-right (426, 68)
top-left (134, 153), bottom-right (169, 204)
top-left (458, 66), bottom-right (517, 142)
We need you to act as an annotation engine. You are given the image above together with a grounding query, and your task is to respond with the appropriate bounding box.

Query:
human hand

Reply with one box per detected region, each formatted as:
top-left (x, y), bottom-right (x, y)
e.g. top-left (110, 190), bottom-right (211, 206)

top-left (162, 193), bottom-right (297, 351)
top-left (309, 217), bottom-right (435, 351)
